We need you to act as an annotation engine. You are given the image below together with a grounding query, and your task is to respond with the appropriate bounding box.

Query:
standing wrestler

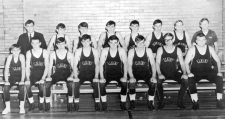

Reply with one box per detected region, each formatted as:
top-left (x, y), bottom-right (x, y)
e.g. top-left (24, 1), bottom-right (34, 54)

top-left (172, 20), bottom-right (191, 56)
top-left (47, 23), bottom-right (71, 53)
top-left (185, 33), bottom-right (224, 110)
top-left (25, 37), bottom-right (49, 112)
top-left (2, 44), bottom-right (25, 114)
top-left (99, 35), bottom-right (127, 111)
top-left (73, 22), bottom-right (97, 53)
top-left (73, 34), bottom-right (100, 111)
top-left (98, 20), bottom-right (125, 53)
top-left (45, 37), bottom-right (74, 112)
top-left (124, 20), bottom-right (140, 51)
top-left (156, 33), bottom-right (188, 110)
top-left (145, 19), bottom-right (164, 58)
top-left (17, 20), bottom-right (47, 56)
top-left (128, 35), bottom-right (157, 110)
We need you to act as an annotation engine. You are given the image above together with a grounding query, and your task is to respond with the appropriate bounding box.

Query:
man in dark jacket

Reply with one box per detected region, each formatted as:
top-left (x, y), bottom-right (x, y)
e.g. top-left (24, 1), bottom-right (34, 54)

top-left (17, 20), bottom-right (47, 56)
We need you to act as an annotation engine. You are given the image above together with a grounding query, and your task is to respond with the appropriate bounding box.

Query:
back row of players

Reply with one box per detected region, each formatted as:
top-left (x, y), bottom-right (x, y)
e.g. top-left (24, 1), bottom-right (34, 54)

top-left (2, 18), bottom-right (223, 114)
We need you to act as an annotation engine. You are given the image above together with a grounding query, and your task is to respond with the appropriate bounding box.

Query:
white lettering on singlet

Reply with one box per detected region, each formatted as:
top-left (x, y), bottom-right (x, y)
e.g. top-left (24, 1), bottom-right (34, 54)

top-left (33, 61), bottom-right (44, 66)
top-left (107, 61), bottom-right (119, 65)
top-left (163, 57), bottom-right (174, 62)
top-left (13, 67), bottom-right (21, 71)
top-left (57, 63), bottom-right (68, 68)
top-left (135, 61), bottom-right (146, 65)
top-left (82, 61), bottom-right (93, 65)
top-left (175, 42), bottom-right (187, 47)
top-left (196, 59), bottom-right (208, 64)
top-left (152, 42), bottom-right (163, 47)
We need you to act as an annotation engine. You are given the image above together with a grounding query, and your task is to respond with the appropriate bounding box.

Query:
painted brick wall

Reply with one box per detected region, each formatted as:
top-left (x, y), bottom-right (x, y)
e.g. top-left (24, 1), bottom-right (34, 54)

top-left (0, 0), bottom-right (223, 54)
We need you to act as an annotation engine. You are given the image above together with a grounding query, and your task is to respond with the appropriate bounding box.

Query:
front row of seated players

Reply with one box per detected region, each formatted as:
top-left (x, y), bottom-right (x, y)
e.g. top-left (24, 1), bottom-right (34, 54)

top-left (2, 33), bottom-right (224, 114)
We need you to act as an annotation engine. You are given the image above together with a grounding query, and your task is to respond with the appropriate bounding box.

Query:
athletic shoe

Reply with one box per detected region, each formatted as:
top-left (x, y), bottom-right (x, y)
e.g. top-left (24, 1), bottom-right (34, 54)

top-left (120, 102), bottom-right (127, 111)
top-left (147, 100), bottom-right (155, 111)
top-left (177, 100), bottom-right (186, 110)
top-left (129, 100), bottom-right (135, 110)
top-left (102, 102), bottom-right (107, 111)
top-left (191, 100), bottom-right (199, 110)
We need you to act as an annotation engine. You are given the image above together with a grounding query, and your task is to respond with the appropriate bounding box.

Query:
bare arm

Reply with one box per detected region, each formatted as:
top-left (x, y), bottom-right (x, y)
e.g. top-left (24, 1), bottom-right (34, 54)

top-left (177, 48), bottom-right (186, 75)
top-left (209, 46), bottom-right (221, 73)
top-left (156, 47), bottom-right (163, 75)
top-left (214, 42), bottom-right (218, 53)
top-left (65, 35), bottom-right (72, 52)
top-left (127, 49), bottom-right (134, 78)
top-left (91, 35), bottom-right (98, 49)
top-left (25, 51), bottom-right (31, 81)
top-left (41, 50), bottom-right (49, 80)
top-left (116, 32), bottom-right (125, 49)
top-left (145, 33), bottom-right (152, 48)
top-left (124, 35), bottom-right (130, 51)
top-left (73, 38), bottom-right (79, 54)
top-left (19, 54), bottom-right (26, 82)
top-left (4, 55), bottom-right (12, 82)
top-left (48, 53), bottom-right (55, 78)
top-left (67, 52), bottom-right (74, 77)
top-left (93, 49), bottom-right (99, 78)
top-left (185, 47), bottom-right (195, 74)
top-left (98, 32), bottom-right (105, 55)
top-left (47, 35), bottom-right (56, 54)
top-left (73, 49), bottom-right (81, 78)
top-left (185, 32), bottom-right (192, 48)
top-left (120, 48), bottom-right (128, 78)
top-left (99, 48), bottom-right (107, 79)
top-left (147, 48), bottom-right (156, 78)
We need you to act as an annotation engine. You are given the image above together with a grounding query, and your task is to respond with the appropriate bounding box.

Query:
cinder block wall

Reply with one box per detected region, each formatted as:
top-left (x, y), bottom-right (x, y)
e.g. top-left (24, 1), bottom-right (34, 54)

top-left (0, 0), bottom-right (224, 53)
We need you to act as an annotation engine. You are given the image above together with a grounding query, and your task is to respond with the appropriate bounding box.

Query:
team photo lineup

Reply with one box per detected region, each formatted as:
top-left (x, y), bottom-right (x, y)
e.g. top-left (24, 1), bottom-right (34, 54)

top-left (1, 18), bottom-right (224, 114)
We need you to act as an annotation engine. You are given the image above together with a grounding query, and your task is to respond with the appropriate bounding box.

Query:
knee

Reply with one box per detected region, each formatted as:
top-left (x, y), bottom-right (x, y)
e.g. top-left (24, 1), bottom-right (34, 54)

top-left (93, 78), bottom-right (99, 83)
top-left (120, 77), bottom-right (127, 83)
top-left (74, 78), bottom-right (80, 82)
top-left (129, 78), bottom-right (136, 83)
top-left (100, 78), bottom-right (106, 84)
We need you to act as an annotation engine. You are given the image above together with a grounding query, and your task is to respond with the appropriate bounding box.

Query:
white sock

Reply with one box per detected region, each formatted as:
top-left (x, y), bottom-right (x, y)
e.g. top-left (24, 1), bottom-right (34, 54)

top-left (129, 94), bottom-right (136, 101)
top-left (5, 101), bottom-right (10, 109)
top-left (101, 95), bottom-right (107, 102)
top-left (95, 98), bottom-right (100, 103)
top-left (46, 97), bottom-right (50, 103)
top-left (20, 101), bottom-right (25, 108)
top-left (191, 94), bottom-right (198, 101)
top-left (68, 96), bottom-right (73, 103)
top-left (121, 95), bottom-right (127, 102)
top-left (148, 95), bottom-right (154, 101)
top-left (28, 97), bottom-right (34, 103)
top-left (74, 98), bottom-right (79, 103)
top-left (217, 93), bottom-right (223, 100)
top-left (39, 97), bottom-right (44, 103)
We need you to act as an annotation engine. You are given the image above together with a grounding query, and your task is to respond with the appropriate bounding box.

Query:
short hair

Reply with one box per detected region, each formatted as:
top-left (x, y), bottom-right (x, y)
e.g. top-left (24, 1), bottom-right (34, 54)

top-left (130, 20), bottom-right (139, 26)
top-left (56, 23), bottom-right (66, 29)
top-left (10, 44), bottom-right (21, 51)
top-left (153, 19), bottom-right (162, 25)
top-left (25, 20), bottom-right (35, 26)
top-left (31, 36), bottom-right (41, 42)
top-left (163, 33), bottom-right (174, 40)
top-left (78, 22), bottom-right (88, 28)
top-left (81, 34), bottom-right (91, 41)
top-left (135, 35), bottom-right (145, 42)
top-left (196, 33), bottom-right (206, 39)
top-left (106, 20), bottom-right (116, 26)
top-left (199, 18), bottom-right (209, 25)
top-left (174, 20), bottom-right (183, 27)
top-left (108, 35), bottom-right (119, 42)
top-left (56, 37), bottom-right (66, 44)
